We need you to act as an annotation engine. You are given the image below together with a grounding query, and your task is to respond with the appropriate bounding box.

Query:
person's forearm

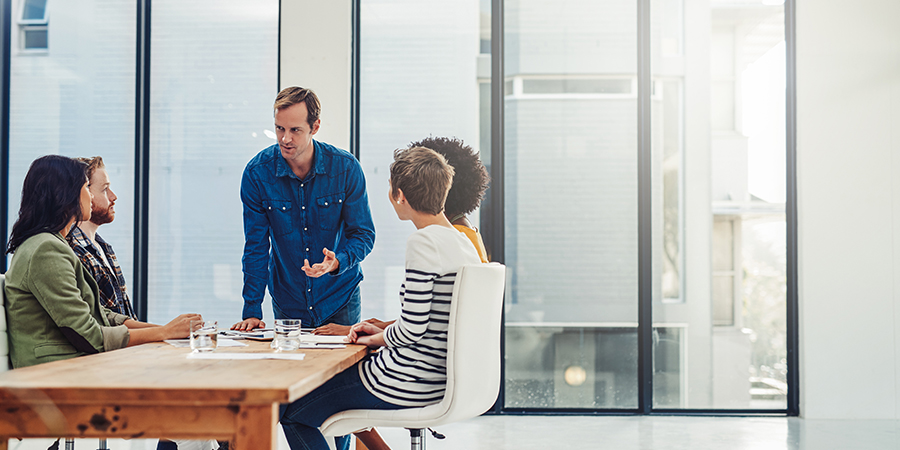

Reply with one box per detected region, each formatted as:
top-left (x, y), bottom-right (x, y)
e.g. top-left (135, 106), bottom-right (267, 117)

top-left (362, 332), bottom-right (386, 348)
top-left (126, 327), bottom-right (170, 346)
top-left (123, 319), bottom-right (158, 329)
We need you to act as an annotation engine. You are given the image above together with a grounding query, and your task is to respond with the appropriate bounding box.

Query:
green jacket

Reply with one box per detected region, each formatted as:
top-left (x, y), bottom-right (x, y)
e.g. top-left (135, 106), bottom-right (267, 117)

top-left (4, 232), bottom-right (130, 368)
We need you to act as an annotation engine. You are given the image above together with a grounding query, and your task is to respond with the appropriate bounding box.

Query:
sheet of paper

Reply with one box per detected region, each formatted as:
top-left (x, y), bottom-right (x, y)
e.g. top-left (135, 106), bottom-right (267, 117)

top-left (186, 352), bottom-right (306, 360)
top-left (299, 334), bottom-right (350, 344)
top-left (164, 339), bottom-right (248, 348)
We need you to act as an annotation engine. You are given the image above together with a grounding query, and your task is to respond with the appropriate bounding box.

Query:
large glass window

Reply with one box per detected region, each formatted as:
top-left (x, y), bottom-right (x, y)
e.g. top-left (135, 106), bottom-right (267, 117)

top-left (358, 0), bottom-right (485, 323)
top-left (503, 0), bottom-right (640, 409)
top-left (7, 0), bottom-right (135, 280)
top-left (146, 0), bottom-right (278, 325)
top-left (651, 0), bottom-right (787, 409)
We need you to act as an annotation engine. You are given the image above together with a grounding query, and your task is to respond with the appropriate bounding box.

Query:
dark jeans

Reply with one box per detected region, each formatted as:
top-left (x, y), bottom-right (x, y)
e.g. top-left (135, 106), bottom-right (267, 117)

top-left (280, 361), bottom-right (406, 450)
top-left (321, 288), bottom-right (361, 327)
top-left (274, 287), bottom-right (361, 328)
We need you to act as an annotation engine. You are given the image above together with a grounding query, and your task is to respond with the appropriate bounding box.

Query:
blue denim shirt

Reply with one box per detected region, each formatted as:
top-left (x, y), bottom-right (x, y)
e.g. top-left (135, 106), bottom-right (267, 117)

top-left (240, 141), bottom-right (375, 325)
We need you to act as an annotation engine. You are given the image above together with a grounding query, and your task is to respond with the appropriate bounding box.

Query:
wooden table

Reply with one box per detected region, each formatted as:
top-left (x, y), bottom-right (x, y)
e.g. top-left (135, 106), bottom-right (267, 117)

top-left (0, 340), bottom-right (368, 450)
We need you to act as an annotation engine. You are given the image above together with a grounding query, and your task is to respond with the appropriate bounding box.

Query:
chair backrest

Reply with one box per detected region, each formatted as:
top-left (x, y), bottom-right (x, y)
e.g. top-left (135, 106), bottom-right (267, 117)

top-left (1, 273), bottom-right (11, 372)
top-left (437, 263), bottom-right (505, 422)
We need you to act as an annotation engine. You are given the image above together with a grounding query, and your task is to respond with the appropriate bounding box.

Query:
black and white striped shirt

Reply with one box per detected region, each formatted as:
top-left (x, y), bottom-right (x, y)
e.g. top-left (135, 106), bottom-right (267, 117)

top-left (359, 225), bottom-right (481, 407)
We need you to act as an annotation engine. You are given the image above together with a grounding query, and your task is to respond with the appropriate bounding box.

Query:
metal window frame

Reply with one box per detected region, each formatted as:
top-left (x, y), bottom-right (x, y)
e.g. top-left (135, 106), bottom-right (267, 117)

top-left (132, 0), bottom-right (151, 321)
top-left (784, 0), bottom-right (799, 417)
top-left (350, 0), bottom-right (360, 160)
top-left (1, 0), bottom-right (10, 270)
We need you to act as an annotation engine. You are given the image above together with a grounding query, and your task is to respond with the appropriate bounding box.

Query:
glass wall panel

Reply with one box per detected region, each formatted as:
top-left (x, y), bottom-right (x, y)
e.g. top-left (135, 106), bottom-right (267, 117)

top-left (503, 0), bottom-right (639, 409)
top-left (358, 0), bottom-right (484, 322)
top-left (7, 0), bottom-right (135, 283)
top-left (147, 0), bottom-right (278, 325)
top-left (651, 0), bottom-right (787, 409)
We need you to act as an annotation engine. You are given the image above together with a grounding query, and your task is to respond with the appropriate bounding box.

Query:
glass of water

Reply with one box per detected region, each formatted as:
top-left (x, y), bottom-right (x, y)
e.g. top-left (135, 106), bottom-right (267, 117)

top-left (274, 319), bottom-right (301, 351)
top-left (190, 320), bottom-right (218, 353)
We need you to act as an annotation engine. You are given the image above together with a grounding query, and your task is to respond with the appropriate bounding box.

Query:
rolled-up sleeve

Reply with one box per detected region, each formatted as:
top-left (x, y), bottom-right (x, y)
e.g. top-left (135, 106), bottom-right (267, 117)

top-left (101, 325), bottom-right (130, 351)
top-left (104, 310), bottom-right (130, 326)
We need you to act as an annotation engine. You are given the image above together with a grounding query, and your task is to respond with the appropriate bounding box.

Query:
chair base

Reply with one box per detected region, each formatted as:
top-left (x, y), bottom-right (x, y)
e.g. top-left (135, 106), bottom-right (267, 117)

top-left (63, 438), bottom-right (108, 450)
top-left (408, 428), bottom-right (425, 450)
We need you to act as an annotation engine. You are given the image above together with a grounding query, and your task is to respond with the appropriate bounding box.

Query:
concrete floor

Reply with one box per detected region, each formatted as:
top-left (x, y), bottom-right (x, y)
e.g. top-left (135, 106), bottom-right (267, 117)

top-left (7, 415), bottom-right (900, 450)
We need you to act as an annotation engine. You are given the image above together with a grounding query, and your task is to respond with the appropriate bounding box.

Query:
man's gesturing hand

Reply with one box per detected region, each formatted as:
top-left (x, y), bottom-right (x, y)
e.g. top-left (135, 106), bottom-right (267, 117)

top-left (302, 248), bottom-right (340, 278)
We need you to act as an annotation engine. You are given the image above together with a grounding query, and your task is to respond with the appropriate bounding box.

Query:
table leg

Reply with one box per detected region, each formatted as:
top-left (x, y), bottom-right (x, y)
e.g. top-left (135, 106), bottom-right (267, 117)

top-left (233, 404), bottom-right (278, 450)
top-left (0, 437), bottom-right (7, 450)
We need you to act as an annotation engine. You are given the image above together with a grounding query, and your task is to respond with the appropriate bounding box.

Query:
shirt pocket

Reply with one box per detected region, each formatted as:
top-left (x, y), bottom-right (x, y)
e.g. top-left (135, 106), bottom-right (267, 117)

top-left (263, 199), bottom-right (293, 236)
top-left (315, 193), bottom-right (345, 230)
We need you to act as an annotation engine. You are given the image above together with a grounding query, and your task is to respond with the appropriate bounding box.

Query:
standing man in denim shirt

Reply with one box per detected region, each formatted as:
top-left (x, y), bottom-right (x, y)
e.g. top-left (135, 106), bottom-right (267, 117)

top-left (232, 87), bottom-right (375, 334)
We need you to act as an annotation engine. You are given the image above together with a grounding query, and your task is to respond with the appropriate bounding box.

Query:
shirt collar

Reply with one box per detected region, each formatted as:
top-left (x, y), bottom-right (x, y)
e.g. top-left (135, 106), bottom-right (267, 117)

top-left (67, 225), bottom-right (92, 248)
top-left (275, 140), bottom-right (326, 180)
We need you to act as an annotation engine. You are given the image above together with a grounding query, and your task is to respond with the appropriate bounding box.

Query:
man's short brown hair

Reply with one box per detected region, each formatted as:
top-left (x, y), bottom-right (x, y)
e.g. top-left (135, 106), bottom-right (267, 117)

top-left (390, 147), bottom-right (455, 215)
top-left (75, 156), bottom-right (105, 180)
top-left (274, 86), bottom-right (321, 129)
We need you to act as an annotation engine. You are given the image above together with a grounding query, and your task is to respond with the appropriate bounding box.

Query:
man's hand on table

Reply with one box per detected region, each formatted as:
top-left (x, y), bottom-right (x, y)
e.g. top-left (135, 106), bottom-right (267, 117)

top-left (231, 317), bottom-right (266, 331)
top-left (313, 323), bottom-right (352, 336)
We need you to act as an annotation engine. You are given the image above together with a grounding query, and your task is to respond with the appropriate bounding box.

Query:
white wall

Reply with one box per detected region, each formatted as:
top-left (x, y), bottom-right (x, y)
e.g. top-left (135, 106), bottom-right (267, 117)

top-left (798, 0), bottom-right (900, 419)
top-left (280, 0), bottom-right (352, 151)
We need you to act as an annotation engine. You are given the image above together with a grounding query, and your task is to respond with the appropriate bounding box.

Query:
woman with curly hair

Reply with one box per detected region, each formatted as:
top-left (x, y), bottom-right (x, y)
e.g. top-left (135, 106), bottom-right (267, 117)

top-left (316, 136), bottom-right (489, 340)
top-left (407, 136), bottom-right (490, 263)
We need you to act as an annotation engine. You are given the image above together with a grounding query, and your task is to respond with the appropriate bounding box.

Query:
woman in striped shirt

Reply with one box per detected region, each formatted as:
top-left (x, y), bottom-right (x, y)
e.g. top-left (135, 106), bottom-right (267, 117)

top-left (280, 146), bottom-right (481, 450)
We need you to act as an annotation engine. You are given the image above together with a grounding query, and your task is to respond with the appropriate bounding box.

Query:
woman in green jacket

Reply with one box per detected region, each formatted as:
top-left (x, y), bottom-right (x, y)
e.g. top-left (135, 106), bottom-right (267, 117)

top-left (4, 155), bottom-right (200, 369)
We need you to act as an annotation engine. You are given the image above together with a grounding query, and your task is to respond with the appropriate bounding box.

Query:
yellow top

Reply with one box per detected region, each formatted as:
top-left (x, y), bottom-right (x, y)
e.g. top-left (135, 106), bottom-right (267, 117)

top-left (453, 224), bottom-right (489, 263)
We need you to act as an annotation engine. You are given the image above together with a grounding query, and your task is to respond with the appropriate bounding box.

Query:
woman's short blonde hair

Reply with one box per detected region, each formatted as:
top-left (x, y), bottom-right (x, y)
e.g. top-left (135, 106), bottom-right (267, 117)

top-left (389, 146), bottom-right (455, 215)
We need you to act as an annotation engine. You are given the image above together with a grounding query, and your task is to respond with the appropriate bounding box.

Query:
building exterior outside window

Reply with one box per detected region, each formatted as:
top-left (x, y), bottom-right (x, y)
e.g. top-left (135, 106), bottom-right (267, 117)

top-left (18, 0), bottom-right (48, 51)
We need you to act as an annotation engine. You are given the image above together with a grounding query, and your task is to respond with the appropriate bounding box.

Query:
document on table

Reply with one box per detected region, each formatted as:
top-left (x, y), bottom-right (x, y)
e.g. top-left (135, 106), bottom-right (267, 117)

top-left (186, 352), bottom-right (306, 360)
top-left (299, 334), bottom-right (349, 344)
top-left (164, 338), bottom-right (248, 348)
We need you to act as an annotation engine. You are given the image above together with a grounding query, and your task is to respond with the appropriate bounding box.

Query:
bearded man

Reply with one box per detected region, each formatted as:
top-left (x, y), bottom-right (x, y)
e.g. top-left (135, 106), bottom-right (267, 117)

top-left (66, 156), bottom-right (136, 318)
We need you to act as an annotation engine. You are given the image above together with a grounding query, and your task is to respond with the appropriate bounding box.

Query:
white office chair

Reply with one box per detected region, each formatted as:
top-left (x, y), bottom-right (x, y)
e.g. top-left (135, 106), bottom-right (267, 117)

top-left (320, 263), bottom-right (506, 450)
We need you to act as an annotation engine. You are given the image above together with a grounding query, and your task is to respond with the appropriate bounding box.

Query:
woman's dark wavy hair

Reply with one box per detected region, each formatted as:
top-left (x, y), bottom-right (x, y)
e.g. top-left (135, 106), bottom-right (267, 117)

top-left (407, 137), bottom-right (490, 219)
top-left (7, 155), bottom-right (89, 254)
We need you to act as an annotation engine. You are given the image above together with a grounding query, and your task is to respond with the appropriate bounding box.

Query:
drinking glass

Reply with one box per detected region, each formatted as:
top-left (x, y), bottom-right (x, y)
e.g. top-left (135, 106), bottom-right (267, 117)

top-left (190, 320), bottom-right (218, 353)
top-left (275, 319), bottom-right (301, 351)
